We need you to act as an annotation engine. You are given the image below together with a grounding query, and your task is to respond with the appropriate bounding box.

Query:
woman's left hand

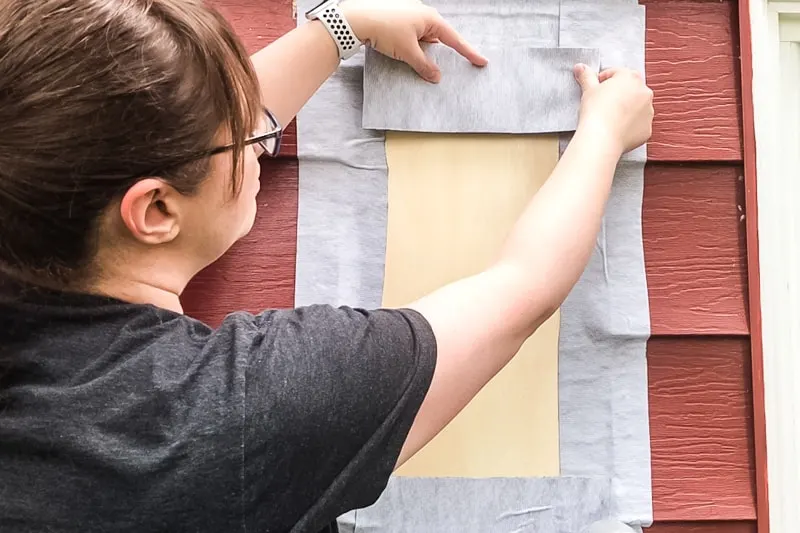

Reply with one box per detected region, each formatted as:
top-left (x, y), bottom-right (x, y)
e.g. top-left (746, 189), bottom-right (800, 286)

top-left (341, 0), bottom-right (488, 83)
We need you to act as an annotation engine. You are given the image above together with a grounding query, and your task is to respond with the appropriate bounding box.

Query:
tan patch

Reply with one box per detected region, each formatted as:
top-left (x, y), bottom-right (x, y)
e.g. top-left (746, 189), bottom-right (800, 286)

top-left (382, 132), bottom-right (562, 477)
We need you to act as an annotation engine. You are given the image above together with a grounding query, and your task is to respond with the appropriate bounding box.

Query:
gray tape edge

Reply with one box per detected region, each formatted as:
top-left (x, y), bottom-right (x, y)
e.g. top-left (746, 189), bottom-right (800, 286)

top-left (556, 1), bottom-right (653, 527)
top-left (338, 475), bottom-right (623, 533)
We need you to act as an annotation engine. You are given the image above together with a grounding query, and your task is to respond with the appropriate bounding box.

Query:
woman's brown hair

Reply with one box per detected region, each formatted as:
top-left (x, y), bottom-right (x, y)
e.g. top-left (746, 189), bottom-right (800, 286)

top-left (0, 0), bottom-right (262, 287)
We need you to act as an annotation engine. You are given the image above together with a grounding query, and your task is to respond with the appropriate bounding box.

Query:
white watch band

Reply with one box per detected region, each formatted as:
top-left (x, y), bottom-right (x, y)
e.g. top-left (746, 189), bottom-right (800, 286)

top-left (306, 1), bottom-right (363, 60)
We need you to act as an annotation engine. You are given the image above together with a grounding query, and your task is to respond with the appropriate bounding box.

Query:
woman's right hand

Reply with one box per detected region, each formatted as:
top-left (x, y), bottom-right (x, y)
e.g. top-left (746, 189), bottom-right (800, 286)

top-left (573, 64), bottom-right (654, 155)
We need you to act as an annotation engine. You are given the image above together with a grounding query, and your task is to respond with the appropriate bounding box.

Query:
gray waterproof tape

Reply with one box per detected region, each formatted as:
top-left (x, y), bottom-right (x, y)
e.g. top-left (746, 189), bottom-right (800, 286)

top-left (557, 0), bottom-right (648, 163)
top-left (557, 161), bottom-right (653, 527)
top-left (294, 0), bottom-right (652, 529)
top-left (362, 46), bottom-right (599, 134)
top-left (557, 1), bottom-right (653, 527)
top-left (294, 50), bottom-right (389, 308)
top-left (420, 0), bottom-right (560, 48)
top-left (340, 476), bottom-right (615, 533)
top-left (561, 1), bottom-right (645, 72)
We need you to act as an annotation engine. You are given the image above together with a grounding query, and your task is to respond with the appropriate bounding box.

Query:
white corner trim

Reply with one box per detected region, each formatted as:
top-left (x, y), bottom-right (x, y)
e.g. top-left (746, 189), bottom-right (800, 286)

top-left (748, 0), bottom-right (800, 531)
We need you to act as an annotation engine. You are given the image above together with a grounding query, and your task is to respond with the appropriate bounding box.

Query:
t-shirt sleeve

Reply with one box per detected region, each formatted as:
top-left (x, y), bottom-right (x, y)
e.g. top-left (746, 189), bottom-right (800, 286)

top-left (238, 304), bottom-right (437, 531)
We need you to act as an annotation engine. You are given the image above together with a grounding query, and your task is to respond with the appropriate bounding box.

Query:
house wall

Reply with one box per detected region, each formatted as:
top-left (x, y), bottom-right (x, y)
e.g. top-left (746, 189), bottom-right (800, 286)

top-left (182, 0), bottom-right (757, 531)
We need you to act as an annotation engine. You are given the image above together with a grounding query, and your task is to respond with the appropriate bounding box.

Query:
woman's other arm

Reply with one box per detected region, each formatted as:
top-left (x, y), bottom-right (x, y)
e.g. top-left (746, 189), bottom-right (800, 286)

top-left (399, 66), bottom-right (654, 467)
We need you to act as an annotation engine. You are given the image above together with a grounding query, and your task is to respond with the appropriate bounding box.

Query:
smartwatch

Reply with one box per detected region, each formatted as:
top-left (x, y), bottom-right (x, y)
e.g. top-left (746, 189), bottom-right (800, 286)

top-left (305, 0), bottom-right (363, 61)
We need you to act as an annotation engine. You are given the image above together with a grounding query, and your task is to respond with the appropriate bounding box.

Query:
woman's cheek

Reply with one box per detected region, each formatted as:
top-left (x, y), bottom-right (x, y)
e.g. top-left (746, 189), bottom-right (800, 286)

top-left (250, 155), bottom-right (263, 196)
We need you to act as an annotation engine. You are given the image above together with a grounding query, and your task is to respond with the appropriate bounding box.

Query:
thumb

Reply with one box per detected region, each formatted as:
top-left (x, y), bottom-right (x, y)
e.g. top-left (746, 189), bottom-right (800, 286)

top-left (405, 45), bottom-right (441, 83)
top-left (574, 63), bottom-right (599, 92)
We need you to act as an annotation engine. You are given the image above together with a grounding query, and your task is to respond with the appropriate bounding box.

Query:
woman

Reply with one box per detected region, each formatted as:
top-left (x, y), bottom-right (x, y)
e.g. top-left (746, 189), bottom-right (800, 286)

top-left (0, 0), bottom-right (653, 531)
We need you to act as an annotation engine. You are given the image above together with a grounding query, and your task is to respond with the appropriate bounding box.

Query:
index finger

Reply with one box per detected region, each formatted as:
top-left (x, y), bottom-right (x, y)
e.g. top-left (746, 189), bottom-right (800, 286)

top-left (429, 14), bottom-right (488, 67)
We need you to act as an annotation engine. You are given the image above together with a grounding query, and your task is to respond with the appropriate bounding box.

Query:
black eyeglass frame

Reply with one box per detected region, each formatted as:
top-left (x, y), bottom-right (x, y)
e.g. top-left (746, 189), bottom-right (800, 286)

top-left (205, 106), bottom-right (283, 159)
top-left (124, 107), bottom-right (283, 183)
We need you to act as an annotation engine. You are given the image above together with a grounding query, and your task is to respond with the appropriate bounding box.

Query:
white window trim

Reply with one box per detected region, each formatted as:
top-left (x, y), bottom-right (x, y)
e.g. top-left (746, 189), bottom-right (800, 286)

top-left (748, 0), bottom-right (800, 531)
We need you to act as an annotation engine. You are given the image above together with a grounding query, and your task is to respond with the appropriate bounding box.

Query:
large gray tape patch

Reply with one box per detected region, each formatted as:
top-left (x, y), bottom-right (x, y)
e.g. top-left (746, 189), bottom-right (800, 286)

top-left (556, 1), bottom-right (652, 527)
top-left (294, 0), bottom-right (652, 530)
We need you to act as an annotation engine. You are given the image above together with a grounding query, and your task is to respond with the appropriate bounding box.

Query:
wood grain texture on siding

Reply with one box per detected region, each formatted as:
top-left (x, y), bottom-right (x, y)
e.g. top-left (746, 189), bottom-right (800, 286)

top-left (648, 336), bottom-right (757, 521)
top-left (182, 158), bottom-right (298, 326)
top-left (646, 521), bottom-right (757, 533)
top-left (643, 164), bottom-right (749, 335)
top-left (277, 120), bottom-right (298, 159)
top-left (209, 0), bottom-right (293, 52)
top-left (208, 0), bottom-right (298, 157)
top-left (641, 0), bottom-right (743, 161)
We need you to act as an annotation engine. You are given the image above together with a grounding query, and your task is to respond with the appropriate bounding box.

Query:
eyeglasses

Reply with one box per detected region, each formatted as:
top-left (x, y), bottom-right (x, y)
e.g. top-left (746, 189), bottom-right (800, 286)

top-left (205, 106), bottom-right (283, 159)
top-left (125, 107), bottom-right (283, 183)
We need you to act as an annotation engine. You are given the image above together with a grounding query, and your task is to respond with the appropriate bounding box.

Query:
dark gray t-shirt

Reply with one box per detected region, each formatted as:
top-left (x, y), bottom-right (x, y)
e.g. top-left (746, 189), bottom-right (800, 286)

top-left (0, 283), bottom-right (437, 532)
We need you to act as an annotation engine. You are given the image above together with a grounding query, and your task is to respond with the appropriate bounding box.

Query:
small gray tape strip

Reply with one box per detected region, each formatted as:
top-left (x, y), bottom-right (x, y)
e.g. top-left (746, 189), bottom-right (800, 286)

top-left (423, 0), bottom-right (560, 48)
top-left (362, 46), bottom-right (599, 134)
top-left (337, 511), bottom-right (356, 533)
top-left (341, 476), bottom-right (614, 533)
top-left (557, 1), bottom-right (653, 527)
top-left (560, 0), bottom-right (645, 73)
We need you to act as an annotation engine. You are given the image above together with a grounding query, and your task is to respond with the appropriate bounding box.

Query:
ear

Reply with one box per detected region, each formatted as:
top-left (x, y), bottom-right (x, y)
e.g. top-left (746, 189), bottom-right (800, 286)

top-left (119, 178), bottom-right (182, 245)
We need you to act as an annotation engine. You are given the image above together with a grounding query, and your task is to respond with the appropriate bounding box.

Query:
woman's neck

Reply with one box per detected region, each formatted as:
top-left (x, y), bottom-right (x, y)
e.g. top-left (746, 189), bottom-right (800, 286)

top-left (90, 277), bottom-right (185, 313)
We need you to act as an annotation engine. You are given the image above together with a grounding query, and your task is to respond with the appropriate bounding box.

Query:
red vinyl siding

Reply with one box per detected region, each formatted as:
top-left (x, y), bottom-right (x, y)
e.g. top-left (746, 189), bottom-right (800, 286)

top-left (182, 1), bottom-right (757, 531)
top-left (641, 0), bottom-right (743, 162)
top-left (640, 0), bottom-right (756, 528)
top-left (649, 522), bottom-right (757, 533)
top-left (183, 158), bottom-right (298, 320)
top-left (643, 164), bottom-right (749, 336)
top-left (648, 337), bottom-right (756, 520)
